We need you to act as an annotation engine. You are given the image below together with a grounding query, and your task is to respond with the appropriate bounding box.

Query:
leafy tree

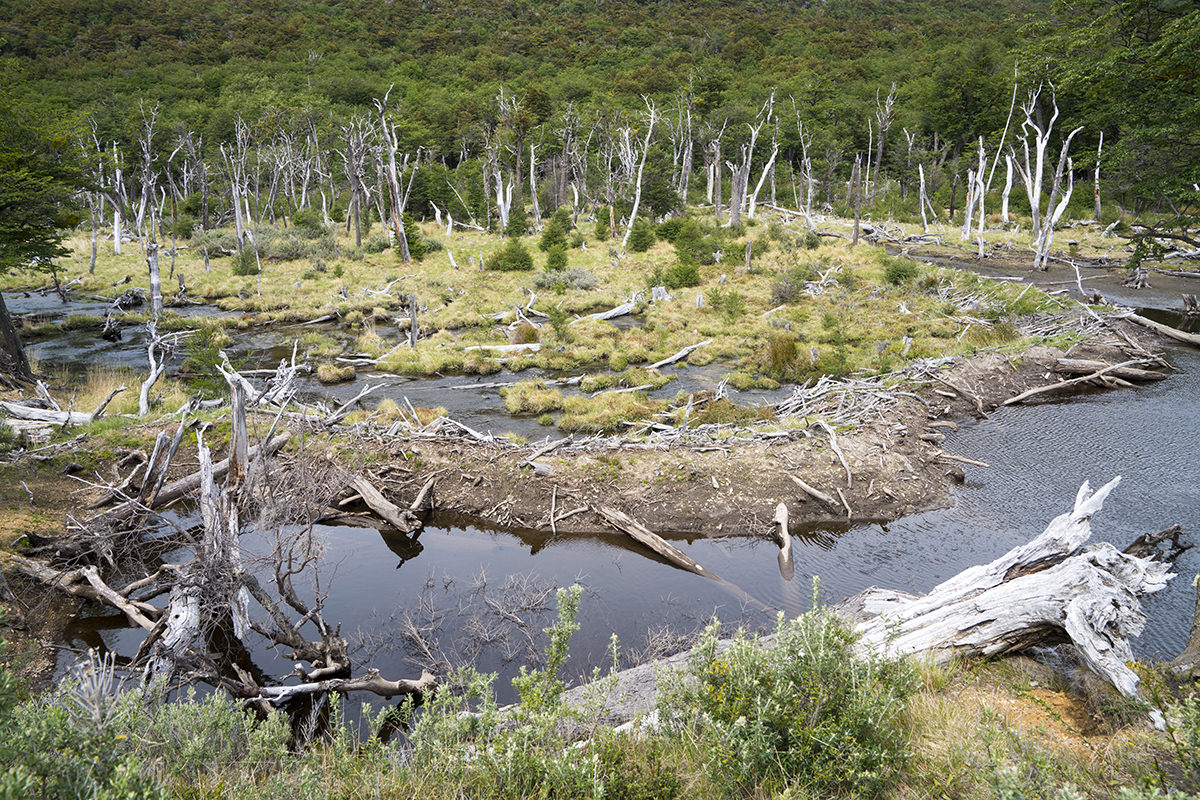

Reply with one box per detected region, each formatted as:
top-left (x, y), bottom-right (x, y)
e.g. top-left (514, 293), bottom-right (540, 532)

top-left (539, 217), bottom-right (567, 251)
top-left (1030, 0), bottom-right (1200, 243)
top-left (627, 218), bottom-right (656, 252)
top-left (487, 238), bottom-right (534, 272)
top-left (0, 59), bottom-right (82, 384)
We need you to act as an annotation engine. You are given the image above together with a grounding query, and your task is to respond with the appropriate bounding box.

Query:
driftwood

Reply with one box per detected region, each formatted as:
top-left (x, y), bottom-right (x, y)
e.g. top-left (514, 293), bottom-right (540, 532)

top-left (1126, 313), bottom-right (1200, 347)
top-left (771, 502), bottom-right (794, 581)
top-left (647, 339), bottom-right (711, 370)
top-left (249, 668), bottom-right (437, 705)
top-left (1003, 359), bottom-right (1151, 406)
top-left (571, 299), bottom-right (637, 325)
top-left (347, 474), bottom-right (423, 534)
top-left (838, 478), bottom-right (1172, 707)
top-left (786, 473), bottom-right (837, 507)
top-left (593, 505), bottom-right (710, 578)
top-left (1055, 358), bottom-right (1167, 382)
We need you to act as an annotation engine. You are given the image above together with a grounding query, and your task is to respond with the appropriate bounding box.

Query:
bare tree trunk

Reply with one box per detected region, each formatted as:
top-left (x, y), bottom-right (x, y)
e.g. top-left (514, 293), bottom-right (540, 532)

top-left (918, 163), bottom-right (931, 233)
top-left (0, 292), bottom-right (33, 387)
top-left (1002, 155), bottom-right (1014, 224)
top-left (1094, 131), bottom-right (1104, 224)
top-left (621, 99), bottom-right (658, 249)
top-left (851, 155), bottom-right (862, 247)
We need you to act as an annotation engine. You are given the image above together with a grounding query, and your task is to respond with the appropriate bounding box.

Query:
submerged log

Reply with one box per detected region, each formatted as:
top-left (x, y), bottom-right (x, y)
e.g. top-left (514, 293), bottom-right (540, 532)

top-left (1127, 313), bottom-right (1200, 347)
top-left (1054, 358), bottom-right (1167, 382)
top-left (772, 502), bottom-right (795, 581)
top-left (593, 505), bottom-right (710, 577)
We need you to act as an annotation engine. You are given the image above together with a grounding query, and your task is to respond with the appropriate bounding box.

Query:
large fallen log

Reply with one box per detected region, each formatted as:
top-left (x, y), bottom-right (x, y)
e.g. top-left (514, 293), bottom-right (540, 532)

top-left (1127, 313), bottom-right (1200, 347)
top-left (551, 478), bottom-right (1177, 731)
top-left (839, 477), bottom-right (1170, 704)
top-left (593, 505), bottom-right (711, 577)
top-left (1055, 358), bottom-right (1168, 382)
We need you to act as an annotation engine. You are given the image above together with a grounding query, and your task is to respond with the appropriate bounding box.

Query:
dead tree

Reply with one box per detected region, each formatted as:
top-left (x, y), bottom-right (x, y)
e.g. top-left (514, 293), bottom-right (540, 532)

top-left (870, 83), bottom-right (897, 197)
top-left (620, 97), bottom-right (658, 249)
top-left (373, 87), bottom-right (414, 261)
top-left (747, 91), bottom-right (779, 221)
top-left (337, 116), bottom-right (372, 249)
top-left (1011, 86), bottom-right (1083, 270)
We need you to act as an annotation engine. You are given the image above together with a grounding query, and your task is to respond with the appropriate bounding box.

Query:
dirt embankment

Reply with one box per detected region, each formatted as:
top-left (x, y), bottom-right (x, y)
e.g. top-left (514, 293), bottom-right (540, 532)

top-left (345, 334), bottom-right (1161, 543)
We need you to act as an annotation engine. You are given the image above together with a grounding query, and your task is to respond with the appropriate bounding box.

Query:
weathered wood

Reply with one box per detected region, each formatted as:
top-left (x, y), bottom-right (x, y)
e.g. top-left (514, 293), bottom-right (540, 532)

top-left (593, 505), bottom-right (710, 577)
top-left (786, 473), bottom-right (837, 507)
top-left (1003, 359), bottom-right (1150, 405)
top-left (571, 301), bottom-right (636, 325)
top-left (249, 668), bottom-right (437, 704)
top-left (348, 474), bottom-right (422, 533)
top-left (841, 478), bottom-right (1172, 706)
top-left (1055, 358), bottom-right (1166, 382)
top-left (772, 502), bottom-right (794, 581)
top-left (0, 401), bottom-right (93, 425)
top-left (647, 339), bottom-right (712, 370)
top-left (1126, 313), bottom-right (1200, 347)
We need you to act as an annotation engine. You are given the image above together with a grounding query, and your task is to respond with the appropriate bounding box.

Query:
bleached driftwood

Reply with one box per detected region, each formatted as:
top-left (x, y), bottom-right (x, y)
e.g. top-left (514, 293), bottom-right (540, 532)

top-left (772, 502), bottom-right (794, 581)
top-left (838, 478), bottom-right (1171, 704)
top-left (647, 339), bottom-right (712, 370)
top-left (1126, 313), bottom-right (1200, 347)
top-left (593, 505), bottom-right (711, 578)
top-left (571, 300), bottom-right (637, 325)
top-left (1055, 358), bottom-right (1167, 382)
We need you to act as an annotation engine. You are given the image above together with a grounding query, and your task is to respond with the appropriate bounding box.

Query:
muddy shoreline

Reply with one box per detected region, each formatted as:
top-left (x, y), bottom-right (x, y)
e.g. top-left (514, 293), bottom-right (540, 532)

top-left (335, 328), bottom-right (1166, 542)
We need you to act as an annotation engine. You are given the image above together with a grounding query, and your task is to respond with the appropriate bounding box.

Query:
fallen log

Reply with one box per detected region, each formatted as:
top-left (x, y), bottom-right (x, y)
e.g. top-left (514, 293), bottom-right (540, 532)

top-left (1055, 358), bottom-right (1167, 382)
top-left (348, 474), bottom-right (422, 534)
top-left (248, 668), bottom-right (437, 704)
top-left (840, 478), bottom-right (1171, 705)
top-left (552, 478), bottom-right (1178, 732)
top-left (1002, 359), bottom-right (1150, 406)
top-left (593, 505), bottom-right (710, 578)
top-left (570, 300), bottom-right (636, 324)
top-left (646, 339), bottom-right (712, 370)
top-left (786, 474), bottom-right (837, 507)
top-left (772, 502), bottom-right (794, 581)
top-left (1126, 313), bottom-right (1200, 347)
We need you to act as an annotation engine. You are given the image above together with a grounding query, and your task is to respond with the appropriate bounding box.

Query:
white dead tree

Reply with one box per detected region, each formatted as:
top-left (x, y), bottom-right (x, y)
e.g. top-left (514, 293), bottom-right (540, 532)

top-left (725, 94), bottom-right (773, 226)
top-left (528, 143), bottom-right (542, 230)
top-left (1093, 130), bottom-right (1104, 224)
top-left (790, 100), bottom-right (816, 227)
top-left (137, 103), bottom-right (163, 317)
top-left (870, 83), bottom-right (897, 197)
top-left (373, 86), bottom-right (415, 262)
top-left (1011, 86), bottom-right (1083, 270)
top-left (620, 98), bottom-right (659, 249)
top-left (337, 115), bottom-right (373, 248)
top-left (219, 116), bottom-right (251, 252)
top-left (702, 119), bottom-right (728, 222)
top-left (747, 91), bottom-right (779, 220)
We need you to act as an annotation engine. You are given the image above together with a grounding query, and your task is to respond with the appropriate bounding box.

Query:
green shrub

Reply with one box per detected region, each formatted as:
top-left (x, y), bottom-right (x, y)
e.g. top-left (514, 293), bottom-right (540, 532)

top-left (594, 206), bottom-right (612, 240)
top-left (883, 256), bottom-right (919, 285)
top-left (363, 233), bottom-right (390, 253)
top-left (651, 262), bottom-right (700, 289)
top-left (533, 265), bottom-right (597, 292)
top-left (627, 217), bottom-right (657, 252)
top-left (268, 235), bottom-right (312, 261)
top-left (401, 213), bottom-right (425, 260)
top-left (169, 213), bottom-right (195, 239)
top-left (663, 606), bottom-right (915, 797)
top-left (545, 245), bottom-right (568, 272)
top-left (230, 249), bottom-right (258, 276)
top-left (421, 235), bottom-right (443, 253)
top-left (505, 204), bottom-right (530, 238)
top-left (539, 218), bottom-right (568, 251)
top-left (803, 228), bottom-right (822, 249)
top-left (707, 286), bottom-right (746, 322)
top-left (487, 238), bottom-right (535, 272)
top-left (656, 216), bottom-right (686, 242)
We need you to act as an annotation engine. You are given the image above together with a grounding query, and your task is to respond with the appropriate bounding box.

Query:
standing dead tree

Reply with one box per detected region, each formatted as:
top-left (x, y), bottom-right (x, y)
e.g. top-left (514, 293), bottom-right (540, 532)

top-left (337, 115), bottom-right (373, 249)
top-left (1011, 86), bottom-right (1083, 270)
top-left (620, 97), bottom-right (658, 249)
top-left (869, 83), bottom-right (897, 198)
top-left (373, 87), bottom-right (416, 261)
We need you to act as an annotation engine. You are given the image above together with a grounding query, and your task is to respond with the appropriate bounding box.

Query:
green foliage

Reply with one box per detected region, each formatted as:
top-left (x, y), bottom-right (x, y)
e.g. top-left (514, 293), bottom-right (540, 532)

top-left (180, 322), bottom-right (237, 398)
top-left (538, 218), bottom-right (568, 251)
top-left (656, 217), bottom-right (685, 243)
top-left (594, 206), bottom-right (612, 240)
top-left (670, 219), bottom-right (717, 266)
top-left (544, 244), bottom-right (568, 271)
top-left (652, 262), bottom-right (700, 289)
top-left (401, 213), bottom-right (425, 260)
top-left (663, 606), bottom-right (916, 797)
top-left (533, 265), bottom-right (595, 292)
top-left (230, 248), bottom-right (259, 276)
top-left (487, 238), bottom-right (534, 272)
top-left (883, 255), bottom-right (919, 285)
top-left (505, 204), bottom-right (529, 239)
top-left (707, 286), bottom-right (745, 322)
top-left (169, 213), bottom-right (196, 239)
top-left (627, 217), bottom-right (656, 252)
top-left (765, 330), bottom-right (798, 375)
top-left (771, 261), bottom-right (817, 304)
top-left (363, 233), bottom-right (390, 253)
top-left (511, 585), bottom-right (582, 714)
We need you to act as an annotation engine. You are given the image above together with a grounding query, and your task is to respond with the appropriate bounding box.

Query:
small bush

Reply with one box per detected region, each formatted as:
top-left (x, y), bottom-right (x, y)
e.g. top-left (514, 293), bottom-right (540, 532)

top-left (656, 216), bottom-right (686, 242)
top-left (883, 256), bottom-right (919, 285)
top-left (268, 235), bottom-right (312, 261)
top-left (651, 262), bottom-right (700, 289)
top-left (169, 213), bottom-right (195, 239)
top-left (316, 362), bottom-right (356, 383)
top-left (663, 606), bottom-right (915, 797)
top-left (771, 262), bottom-right (817, 304)
top-left (487, 238), bottom-right (535, 272)
top-left (594, 206), bottom-right (612, 240)
top-left (803, 228), bottom-right (822, 249)
top-left (765, 331), bottom-right (797, 375)
top-left (400, 213), bottom-right (425, 260)
top-left (544, 245), bottom-right (568, 272)
top-left (363, 234), bottom-right (390, 253)
top-left (501, 380), bottom-right (564, 415)
top-left (230, 249), bottom-right (258, 276)
top-left (539, 219), bottom-right (568, 251)
top-left (505, 205), bottom-right (530, 238)
top-left (627, 217), bottom-right (657, 252)
top-left (707, 287), bottom-right (746, 322)
top-left (511, 321), bottom-right (540, 344)
top-left (533, 265), bottom-right (596, 292)
top-left (421, 236), bottom-right (443, 253)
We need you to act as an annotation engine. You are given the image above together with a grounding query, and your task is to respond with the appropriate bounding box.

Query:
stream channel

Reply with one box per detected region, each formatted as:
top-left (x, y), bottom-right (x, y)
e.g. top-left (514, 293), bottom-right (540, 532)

top-left (7, 274), bottom-right (1198, 707)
